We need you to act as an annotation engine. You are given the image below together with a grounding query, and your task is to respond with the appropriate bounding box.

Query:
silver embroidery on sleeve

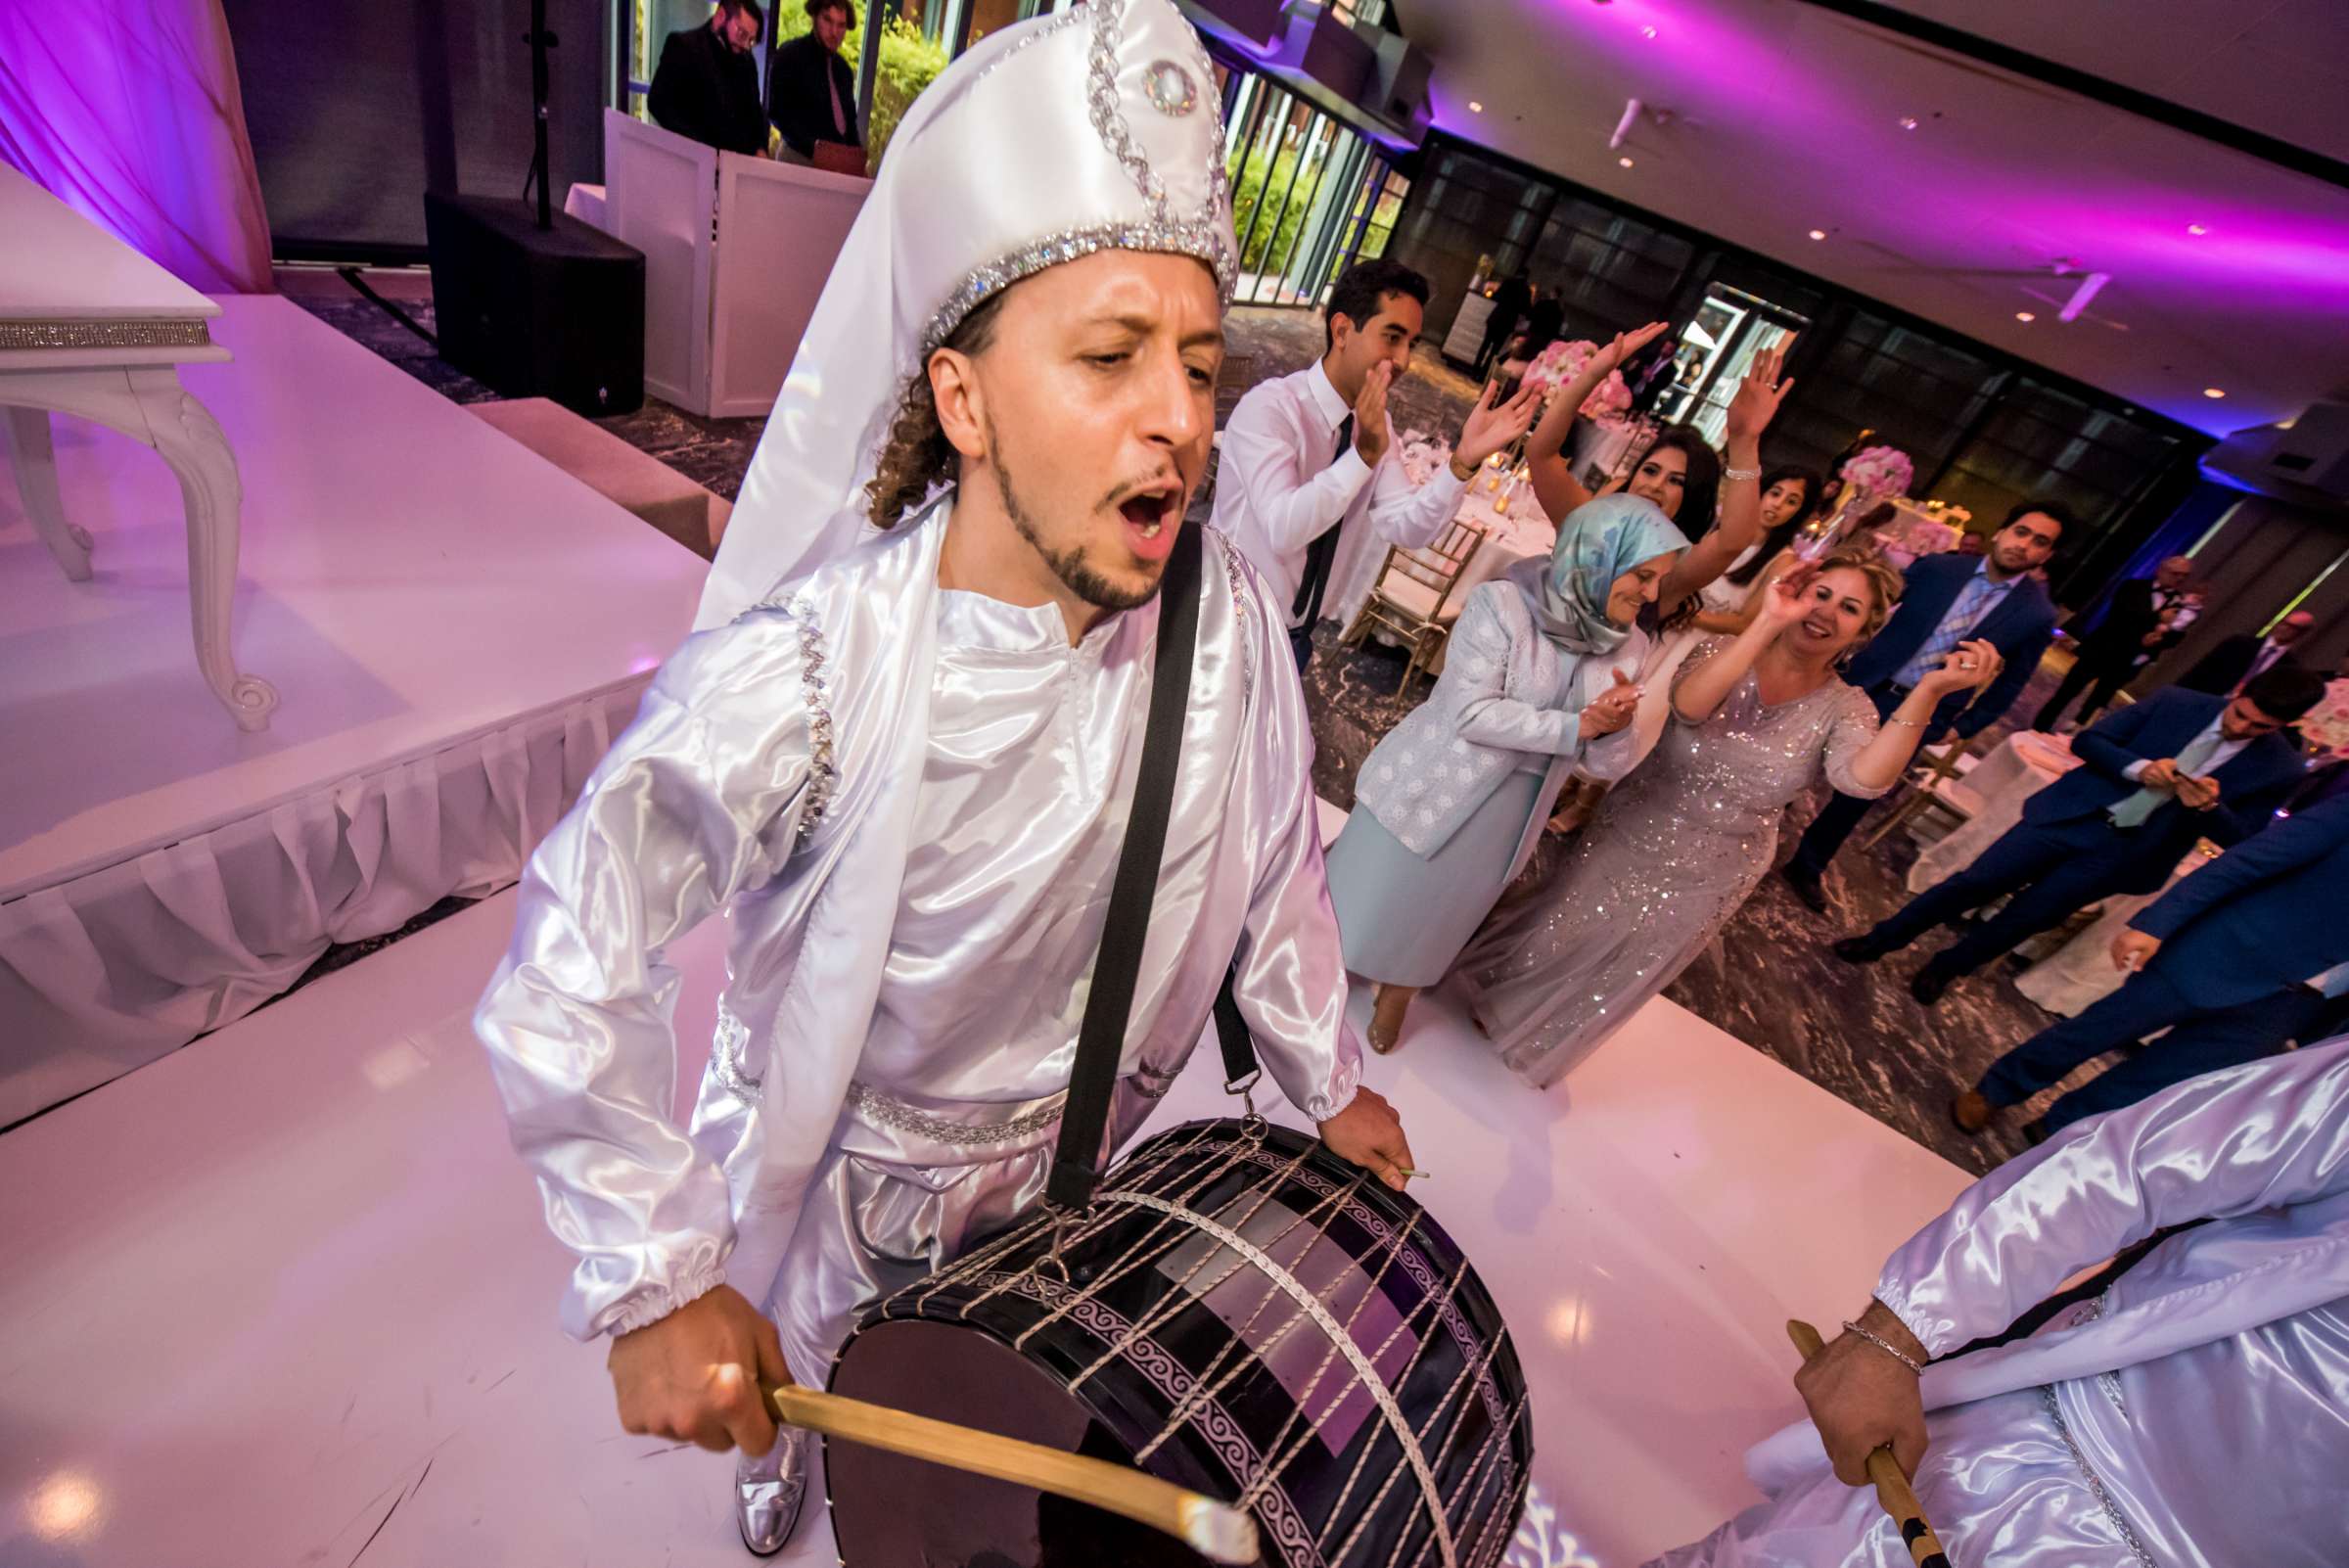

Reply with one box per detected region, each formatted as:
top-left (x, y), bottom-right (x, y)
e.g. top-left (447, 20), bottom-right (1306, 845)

top-left (2040, 1384), bottom-right (2156, 1568)
top-left (791, 596), bottom-right (837, 851)
top-left (1215, 531), bottom-right (1255, 696)
top-left (712, 1001), bottom-right (764, 1105)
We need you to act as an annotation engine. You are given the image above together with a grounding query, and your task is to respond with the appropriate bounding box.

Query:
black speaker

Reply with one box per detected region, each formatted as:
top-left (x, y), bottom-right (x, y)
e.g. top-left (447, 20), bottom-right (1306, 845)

top-left (424, 191), bottom-right (646, 416)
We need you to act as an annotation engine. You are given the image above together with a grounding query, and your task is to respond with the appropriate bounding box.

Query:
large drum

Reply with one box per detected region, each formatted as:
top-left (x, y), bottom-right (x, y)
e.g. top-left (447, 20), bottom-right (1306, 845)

top-left (826, 1118), bottom-right (1533, 1566)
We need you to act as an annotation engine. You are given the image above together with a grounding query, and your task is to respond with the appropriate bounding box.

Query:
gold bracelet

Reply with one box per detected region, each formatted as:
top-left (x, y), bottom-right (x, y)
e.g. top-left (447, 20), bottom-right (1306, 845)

top-left (1885, 715), bottom-right (1922, 729)
top-left (1449, 454), bottom-right (1476, 482)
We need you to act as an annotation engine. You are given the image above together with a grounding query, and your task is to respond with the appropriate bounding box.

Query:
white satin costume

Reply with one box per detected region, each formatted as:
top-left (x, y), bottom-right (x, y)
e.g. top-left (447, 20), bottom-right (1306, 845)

top-left (473, 0), bottom-right (1359, 1386)
top-left (1651, 1037), bottom-right (2349, 1567)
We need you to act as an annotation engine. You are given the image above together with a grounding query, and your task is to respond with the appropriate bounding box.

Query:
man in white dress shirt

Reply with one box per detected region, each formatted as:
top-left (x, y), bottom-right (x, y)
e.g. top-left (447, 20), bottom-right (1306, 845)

top-left (1213, 257), bottom-right (1540, 670)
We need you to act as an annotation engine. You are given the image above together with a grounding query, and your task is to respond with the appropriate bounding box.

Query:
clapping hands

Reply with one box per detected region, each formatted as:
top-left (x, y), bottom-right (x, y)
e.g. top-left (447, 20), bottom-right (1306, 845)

top-left (1580, 669), bottom-right (1642, 742)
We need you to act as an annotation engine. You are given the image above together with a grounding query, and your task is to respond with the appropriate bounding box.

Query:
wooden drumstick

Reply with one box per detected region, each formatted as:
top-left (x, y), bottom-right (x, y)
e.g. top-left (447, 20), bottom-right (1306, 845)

top-left (763, 1381), bottom-right (1259, 1564)
top-left (1785, 1319), bottom-right (1953, 1568)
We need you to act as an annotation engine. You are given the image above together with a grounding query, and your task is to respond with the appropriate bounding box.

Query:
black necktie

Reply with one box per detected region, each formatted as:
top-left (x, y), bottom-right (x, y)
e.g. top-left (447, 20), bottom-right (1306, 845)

top-left (1290, 413), bottom-right (1357, 626)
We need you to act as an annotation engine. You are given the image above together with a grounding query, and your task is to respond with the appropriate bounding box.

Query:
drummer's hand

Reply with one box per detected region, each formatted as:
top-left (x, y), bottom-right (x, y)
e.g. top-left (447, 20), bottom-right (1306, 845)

top-left (608, 1284), bottom-right (795, 1456)
top-left (1796, 1300), bottom-right (1930, 1487)
top-left (1318, 1084), bottom-right (1414, 1192)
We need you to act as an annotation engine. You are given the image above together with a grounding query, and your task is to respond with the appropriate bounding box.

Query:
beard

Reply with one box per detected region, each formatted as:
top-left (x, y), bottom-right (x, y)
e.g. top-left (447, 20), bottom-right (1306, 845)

top-left (988, 413), bottom-right (1166, 614)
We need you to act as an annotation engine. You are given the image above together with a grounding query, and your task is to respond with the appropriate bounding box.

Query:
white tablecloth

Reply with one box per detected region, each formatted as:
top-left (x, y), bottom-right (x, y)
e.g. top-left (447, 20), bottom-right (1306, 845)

top-left (2015, 846), bottom-right (2219, 1017)
top-left (1906, 730), bottom-right (2080, 892)
top-left (1327, 479), bottom-right (1557, 632)
top-left (1569, 417), bottom-right (1640, 485)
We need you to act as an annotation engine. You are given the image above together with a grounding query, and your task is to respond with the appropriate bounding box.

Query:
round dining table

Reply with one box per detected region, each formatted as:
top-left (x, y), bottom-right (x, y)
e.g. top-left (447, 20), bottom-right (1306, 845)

top-left (1326, 472), bottom-right (1558, 634)
top-left (1905, 729), bottom-right (2082, 893)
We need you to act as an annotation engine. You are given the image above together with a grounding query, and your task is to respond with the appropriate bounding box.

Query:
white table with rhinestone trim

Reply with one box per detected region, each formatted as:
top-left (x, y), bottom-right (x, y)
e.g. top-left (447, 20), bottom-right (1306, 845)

top-left (0, 161), bottom-right (275, 730)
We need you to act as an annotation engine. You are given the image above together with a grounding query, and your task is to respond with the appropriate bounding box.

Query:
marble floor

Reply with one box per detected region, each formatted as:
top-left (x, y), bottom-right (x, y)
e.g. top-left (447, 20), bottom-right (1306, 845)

top-left (292, 269), bottom-right (2079, 1176)
top-left (0, 877), bottom-right (1969, 1568)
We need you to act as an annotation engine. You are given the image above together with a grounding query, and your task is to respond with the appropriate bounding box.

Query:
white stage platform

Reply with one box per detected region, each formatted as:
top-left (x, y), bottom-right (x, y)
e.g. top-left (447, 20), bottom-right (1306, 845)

top-left (0, 887), bottom-right (1968, 1568)
top-left (0, 294), bottom-right (707, 1125)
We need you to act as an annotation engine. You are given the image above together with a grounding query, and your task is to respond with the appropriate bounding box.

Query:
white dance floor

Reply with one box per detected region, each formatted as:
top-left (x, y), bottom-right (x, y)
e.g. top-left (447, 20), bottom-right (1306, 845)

top-left (0, 887), bottom-right (1967, 1568)
top-left (0, 294), bottom-right (705, 1123)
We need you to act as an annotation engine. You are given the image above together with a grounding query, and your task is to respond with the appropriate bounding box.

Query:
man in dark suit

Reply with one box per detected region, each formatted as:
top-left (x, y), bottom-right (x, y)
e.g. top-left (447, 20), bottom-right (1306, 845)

top-left (1779, 502), bottom-right (2070, 911)
top-left (2032, 554), bottom-right (2199, 731)
top-left (1836, 667), bottom-right (2322, 1003)
top-left (1519, 290), bottom-right (1566, 358)
top-left (1473, 272), bottom-right (1531, 376)
top-left (2180, 608), bottom-right (2316, 695)
top-left (1952, 791), bottom-right (2349, 1137)
top-left (648, 0), bottom-right (770, 157)
top-left (769, 0), bottom-right (864, 164)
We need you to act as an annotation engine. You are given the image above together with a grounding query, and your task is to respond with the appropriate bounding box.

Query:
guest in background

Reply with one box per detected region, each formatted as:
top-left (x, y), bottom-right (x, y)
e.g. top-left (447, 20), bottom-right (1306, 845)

top-left (649, 0), bottom-right (770, 158)
top-left (1327, 496), bottom-right (1687, 1051)
top-left (1519, 288), bottom-right (1566, 359)
top-left (769, 0), bottom-right (863, 165)
top-left (1655, 1040), bottom-right (2349, 1568)
top-left (1474, 270), bottom-right (1532, 376)
top-left (2033, 554), bottom-right (2200, 731)
top-left (1214, 258), bottom-right (1539, 671)
top-left (1457, 554), bottom-right (2003, 1086)
top-left (1778, 503), bottom-right (2067, 913)
top-left (1953, 792), bottom-right (2349, 1137)
top-left (2181, 608), bottom-right (2317, 695)
top-left (1836, 667), bottom-right (2321, 1006)
top-left (1698, 464), bottom-right (1821, 610)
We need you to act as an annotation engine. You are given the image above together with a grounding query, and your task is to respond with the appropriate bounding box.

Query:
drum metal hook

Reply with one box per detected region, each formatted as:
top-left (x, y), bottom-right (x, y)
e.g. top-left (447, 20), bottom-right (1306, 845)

top-left (1223, 1069), bottom-right (1267, 1141)
top-left (1037, 1203), bottom-right (1078, 1284)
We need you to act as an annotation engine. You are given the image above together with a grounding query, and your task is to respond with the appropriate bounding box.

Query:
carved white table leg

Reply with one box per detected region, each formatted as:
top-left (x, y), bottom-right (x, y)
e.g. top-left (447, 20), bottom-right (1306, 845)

top-left (4, 405), bottom-right (95, 579)
top-left (1, 365), bottom-right (279, 730)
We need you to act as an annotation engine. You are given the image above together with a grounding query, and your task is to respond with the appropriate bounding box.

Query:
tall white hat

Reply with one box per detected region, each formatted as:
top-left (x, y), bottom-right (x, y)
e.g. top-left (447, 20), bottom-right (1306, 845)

top-left (696, 0), bottom-right (1236, 629)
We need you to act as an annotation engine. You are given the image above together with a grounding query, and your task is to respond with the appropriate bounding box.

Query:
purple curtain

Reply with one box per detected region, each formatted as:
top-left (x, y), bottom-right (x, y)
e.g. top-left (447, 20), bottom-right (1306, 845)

top-left (0, 0), bottom-right (273, 294)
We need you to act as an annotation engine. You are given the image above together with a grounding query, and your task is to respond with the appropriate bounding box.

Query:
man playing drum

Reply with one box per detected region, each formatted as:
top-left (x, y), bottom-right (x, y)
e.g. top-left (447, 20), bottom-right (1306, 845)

top-left (473, 1), bottom-right (1412, 1554)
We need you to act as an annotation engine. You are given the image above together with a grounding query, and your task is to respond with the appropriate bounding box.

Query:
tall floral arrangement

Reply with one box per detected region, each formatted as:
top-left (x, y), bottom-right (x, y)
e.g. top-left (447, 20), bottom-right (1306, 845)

top-left (2300, 676), bottom-right (2349, 757)
top-left (1519, 340), bottom-right (1632, 420)
top-left (1839, 444), bottom-right (1914, 501)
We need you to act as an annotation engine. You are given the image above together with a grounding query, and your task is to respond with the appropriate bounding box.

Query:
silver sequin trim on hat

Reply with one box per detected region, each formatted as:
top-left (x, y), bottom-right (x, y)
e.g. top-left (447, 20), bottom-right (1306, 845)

top-left (923, 217), bottom-right (1236, 354)
top-left (969, 3), bottom-right (1084, 82)
top-left (791, 597), bottom-right (837, 850)
top-left (848, 1083), bottom-right (1067, 1145)
top-left (1144, 59), bottom-right (1197, 116)
top-left (2040, 1384), bottom-right (2156, 1568)
top-left (712, 1002), bottom-right (763, 1105)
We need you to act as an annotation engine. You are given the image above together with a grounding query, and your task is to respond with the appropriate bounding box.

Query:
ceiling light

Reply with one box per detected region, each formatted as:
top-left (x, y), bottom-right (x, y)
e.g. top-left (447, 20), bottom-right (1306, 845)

top-left (1808, 229), bottom-right (1827, 241)
top-left (2203, 388), bottom-right (2226, 398)
top-left (1897, 115), bottom-right (1919, 130)
top-left (2187, 223), bottom-right (2208, 235)
top-left (2014, 311), bottom-right (2035, 322)
top-left (1640, 24), bottom-right (1657, 38)
top-left (1469, 100), bottom-right (1484, 114)
top-left (1618, 156), bottom-right (1635, 167)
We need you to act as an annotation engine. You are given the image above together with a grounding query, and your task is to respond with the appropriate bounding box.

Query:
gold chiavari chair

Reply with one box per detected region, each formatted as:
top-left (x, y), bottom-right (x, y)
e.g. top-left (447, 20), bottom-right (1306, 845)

top-left (1340, 519), bottom-right (1487, 704)
top-left (1857, 731), bottom-right (1981, 850)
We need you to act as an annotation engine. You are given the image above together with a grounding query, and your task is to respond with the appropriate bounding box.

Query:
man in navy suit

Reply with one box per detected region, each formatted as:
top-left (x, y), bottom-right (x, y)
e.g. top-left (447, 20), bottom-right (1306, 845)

top-left (1834, 667), bottom-right (2322, 1002)
top-left (1779, 503), bottom-right (2069, 911)
top-left (2179, 609), bottom-right (2316, 695)
top-left (1953, 791), bottom-right (2349, 1136)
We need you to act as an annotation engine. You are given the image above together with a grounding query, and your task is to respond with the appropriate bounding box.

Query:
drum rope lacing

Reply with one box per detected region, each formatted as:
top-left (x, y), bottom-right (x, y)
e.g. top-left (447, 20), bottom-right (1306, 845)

top-left (1097, 1188), bottom-right (1460, 1568)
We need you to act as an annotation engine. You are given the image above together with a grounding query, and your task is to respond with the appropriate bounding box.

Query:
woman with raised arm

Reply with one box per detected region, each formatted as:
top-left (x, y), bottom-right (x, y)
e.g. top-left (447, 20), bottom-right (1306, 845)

top-left (1456, 552), bottom-right (2004, 1085)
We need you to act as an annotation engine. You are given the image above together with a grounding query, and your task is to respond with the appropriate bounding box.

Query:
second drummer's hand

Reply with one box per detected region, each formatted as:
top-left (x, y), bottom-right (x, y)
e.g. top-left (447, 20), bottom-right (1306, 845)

top-left (607, 1283), bottom-right (796, 1456)
top-left (1318, 1085), bottom-right (1415, 1192)
top-left (1797, 1299), bottom-right (1930, 1487)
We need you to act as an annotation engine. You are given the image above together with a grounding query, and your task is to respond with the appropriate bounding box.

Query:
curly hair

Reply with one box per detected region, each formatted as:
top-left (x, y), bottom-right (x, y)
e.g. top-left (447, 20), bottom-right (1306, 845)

top-left (863, 290), bottom-right (1008, 530)
top-left (1810, 548), bottom-right (1907, 648)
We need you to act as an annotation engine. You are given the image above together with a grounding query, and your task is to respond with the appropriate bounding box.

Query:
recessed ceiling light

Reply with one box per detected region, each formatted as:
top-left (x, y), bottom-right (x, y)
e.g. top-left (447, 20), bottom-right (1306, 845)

top-left (1469, 101), bottom-right (1485, 114)
top-left (1618, 156), bottom-right (1635, 167)
top-left (1897, 115), bottom-right (1919, 130)
top-left (1640, 24), bottom-right (1657, 38)
top-left (2187, 223), bottom-right (2208, 235)
top-left (2203, 387), bottom-right (2227, 398)
top-left (1808, 229), bottom-right (1827, 241)
top-left (2014, 311), bottom-right (2035, 322)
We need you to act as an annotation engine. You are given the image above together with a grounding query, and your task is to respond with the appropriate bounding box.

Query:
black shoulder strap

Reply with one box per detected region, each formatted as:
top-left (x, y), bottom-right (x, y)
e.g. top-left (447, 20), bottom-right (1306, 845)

top-left (1047, 525), bottom-right (1258, 1209)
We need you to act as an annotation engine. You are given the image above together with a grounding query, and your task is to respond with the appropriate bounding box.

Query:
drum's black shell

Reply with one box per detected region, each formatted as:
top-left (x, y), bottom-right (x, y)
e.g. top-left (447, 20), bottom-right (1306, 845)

top-left (826, 1120), bottom-right (1533, 1567)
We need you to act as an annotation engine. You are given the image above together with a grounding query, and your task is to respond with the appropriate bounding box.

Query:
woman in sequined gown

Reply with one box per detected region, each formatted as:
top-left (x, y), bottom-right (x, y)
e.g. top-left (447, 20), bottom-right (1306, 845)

top-left (1456, 552), bottom-right (2008, 1086)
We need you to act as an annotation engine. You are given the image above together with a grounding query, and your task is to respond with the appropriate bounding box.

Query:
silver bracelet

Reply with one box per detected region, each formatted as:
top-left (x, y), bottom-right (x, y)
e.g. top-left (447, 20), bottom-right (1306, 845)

top-left (1842, 1318), bottom-right (1926, 1375)
top-left (1884, 715), bottom-right (1922, 729)
top-left (1723, 465), bottom-right (1761, 483)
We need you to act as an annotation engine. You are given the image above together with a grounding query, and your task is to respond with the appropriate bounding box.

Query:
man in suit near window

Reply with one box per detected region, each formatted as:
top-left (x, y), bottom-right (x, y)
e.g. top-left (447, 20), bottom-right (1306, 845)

top-left (1835, 667), bottom-right (2321, 1004)
top-left (1778, 503), bottom-right (2069, 912)
top-left (2032, 554), bottom-right (2199, 731)
top-left (1952, 791), bottom-right (2349, 1137)
top-left (769, 0), bottom-right (864, 165)
top-left (648, 0), bottom-right (770, 158)
top-left (2180, 608), bottom-right (2315, 695)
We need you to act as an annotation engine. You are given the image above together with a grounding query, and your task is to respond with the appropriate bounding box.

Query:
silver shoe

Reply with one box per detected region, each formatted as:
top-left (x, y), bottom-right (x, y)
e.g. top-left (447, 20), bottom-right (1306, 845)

top-left (734, 1427), bottom-right (807, 1557)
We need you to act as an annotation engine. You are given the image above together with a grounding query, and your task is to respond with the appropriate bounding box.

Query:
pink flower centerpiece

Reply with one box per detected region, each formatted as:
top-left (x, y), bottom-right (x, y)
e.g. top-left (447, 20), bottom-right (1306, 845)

top-left (1839, 444), bottom-right (1915, 502)
top-left (2301, 678), bottom-right (2349, 758)
top-left (1519, 340), bottom-right (1632, 420)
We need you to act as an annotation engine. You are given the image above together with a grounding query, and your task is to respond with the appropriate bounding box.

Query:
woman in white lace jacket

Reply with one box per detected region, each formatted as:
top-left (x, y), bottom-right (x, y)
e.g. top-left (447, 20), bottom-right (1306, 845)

top-left (1327, 494), bottom-right (1688, 1049)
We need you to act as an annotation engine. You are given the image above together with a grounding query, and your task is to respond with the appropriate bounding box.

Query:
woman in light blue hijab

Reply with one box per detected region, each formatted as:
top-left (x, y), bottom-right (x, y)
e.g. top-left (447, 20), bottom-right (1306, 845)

top-left (1326, 494), bottom-right (1691, 1050)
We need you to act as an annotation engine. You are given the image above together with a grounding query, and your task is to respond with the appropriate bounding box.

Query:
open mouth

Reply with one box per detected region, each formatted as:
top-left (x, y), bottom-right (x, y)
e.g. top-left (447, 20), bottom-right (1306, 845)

top-left (1117, 480), bottom-right (1183, 561)
top-left (1800, 616), bottom-right (1836, 638)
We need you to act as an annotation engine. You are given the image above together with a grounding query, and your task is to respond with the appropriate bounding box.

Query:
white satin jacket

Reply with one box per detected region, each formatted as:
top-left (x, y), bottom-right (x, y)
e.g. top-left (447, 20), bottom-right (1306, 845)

top-left (476, 501), bottom-right (1361, 1341)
